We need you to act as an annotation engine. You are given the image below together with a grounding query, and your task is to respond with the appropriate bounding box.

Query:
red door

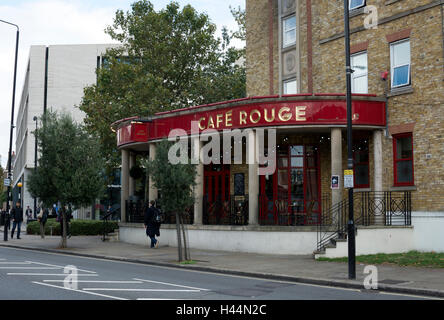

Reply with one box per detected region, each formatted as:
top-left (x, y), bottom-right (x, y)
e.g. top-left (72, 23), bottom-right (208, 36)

top-left (204, 164), bottom-right (230, 224)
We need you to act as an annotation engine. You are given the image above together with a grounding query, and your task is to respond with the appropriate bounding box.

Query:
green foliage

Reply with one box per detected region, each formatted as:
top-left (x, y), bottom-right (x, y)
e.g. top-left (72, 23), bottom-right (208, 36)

top-left (26, 218), bottom-right (119, 236)
top-left (317, 251), bottom-right (444, 268)
top-left (79, 0), bottom-right (246, 171)
top-left (27, 111), bottom-right (105, 209)
top-left (142, 140), bottom-right (196, 215)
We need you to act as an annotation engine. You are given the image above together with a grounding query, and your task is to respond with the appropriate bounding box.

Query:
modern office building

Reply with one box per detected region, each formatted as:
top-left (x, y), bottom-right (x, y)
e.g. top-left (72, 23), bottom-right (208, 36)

top-left (117, 0), bottom-right (444, 255)
top-left (12, 44), bottom-right (120, 218)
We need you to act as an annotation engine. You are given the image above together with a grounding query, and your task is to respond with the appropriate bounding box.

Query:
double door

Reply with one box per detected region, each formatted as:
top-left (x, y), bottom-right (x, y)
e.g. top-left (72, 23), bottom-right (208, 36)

top-left (260, 145), bottom-right (321, 225)
top-left (203, 164), bottom-right (230, 224)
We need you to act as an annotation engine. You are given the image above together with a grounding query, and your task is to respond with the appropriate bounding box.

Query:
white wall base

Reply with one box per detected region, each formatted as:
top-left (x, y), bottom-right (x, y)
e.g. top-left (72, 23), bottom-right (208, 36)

top-left (119, 225), bottom-right (319, 255)
top-left (318, 227), bottom-right (414, 259)
top-left (412, 212), bottom-right (444, 253)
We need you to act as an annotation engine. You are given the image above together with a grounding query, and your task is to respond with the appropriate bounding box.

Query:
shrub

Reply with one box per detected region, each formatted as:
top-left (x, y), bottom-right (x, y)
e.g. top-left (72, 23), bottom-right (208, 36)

top-left (26, 218), bottom-right (118, 236)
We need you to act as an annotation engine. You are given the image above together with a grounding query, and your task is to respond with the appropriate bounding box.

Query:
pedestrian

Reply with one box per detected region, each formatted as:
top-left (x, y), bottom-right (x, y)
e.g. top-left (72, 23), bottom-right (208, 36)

top-left (25, 206), bottom-right (32, 222)
top-left (144, 200), bottom-right (161, 248)
top-left (37, 204), bottom-right (48, 239)
top-left (10, 201), bottom-right (23, 239)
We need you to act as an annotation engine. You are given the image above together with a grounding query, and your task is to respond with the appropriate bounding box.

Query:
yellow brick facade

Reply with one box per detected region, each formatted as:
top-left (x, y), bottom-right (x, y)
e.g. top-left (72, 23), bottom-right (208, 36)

top-left (246, 0), bottom-right (444, 212)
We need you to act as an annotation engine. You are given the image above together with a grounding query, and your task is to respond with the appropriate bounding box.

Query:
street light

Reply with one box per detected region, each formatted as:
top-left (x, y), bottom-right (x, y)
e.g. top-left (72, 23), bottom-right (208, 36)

top-left (343, 1), bottom-right (356, 279)
top-left (1, 19), bottom-right (20, 242)
top-left (33, 116), bottom-right (38, 219)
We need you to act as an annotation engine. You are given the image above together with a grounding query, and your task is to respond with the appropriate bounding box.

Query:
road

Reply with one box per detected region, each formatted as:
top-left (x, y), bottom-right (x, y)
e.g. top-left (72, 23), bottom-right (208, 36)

top-left (0, 246), bottom-right (435, 300)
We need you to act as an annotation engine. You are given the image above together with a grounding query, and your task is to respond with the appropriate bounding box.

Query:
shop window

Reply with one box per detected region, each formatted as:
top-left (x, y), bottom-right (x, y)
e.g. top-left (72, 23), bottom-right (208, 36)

top-left (393, 133), bottom-right (414, 186)
top-left (353, 141), bottom-right (369, 188)
top-left (283, 78), bottom-right (297, 94)
top-left (283, 15), bottom-right (296, 48)
top-left (390, 39), bottom-right (411, 88)
top-left (351, 51), bottom-right (368, 94)
top-left (349, 0), bottom-right (365, 10)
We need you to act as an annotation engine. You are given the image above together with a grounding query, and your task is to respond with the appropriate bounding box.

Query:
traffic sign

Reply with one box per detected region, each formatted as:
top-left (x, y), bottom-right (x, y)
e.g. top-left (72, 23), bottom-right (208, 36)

top-left (4, 178), bottom-right (10, 187)
top-left (344, 170), bottom-right (354, 189)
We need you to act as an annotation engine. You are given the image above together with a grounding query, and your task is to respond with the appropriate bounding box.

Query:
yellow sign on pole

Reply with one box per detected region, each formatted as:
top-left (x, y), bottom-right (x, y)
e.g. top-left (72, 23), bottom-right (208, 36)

top-left (344, 170), bottom-right (354, 188)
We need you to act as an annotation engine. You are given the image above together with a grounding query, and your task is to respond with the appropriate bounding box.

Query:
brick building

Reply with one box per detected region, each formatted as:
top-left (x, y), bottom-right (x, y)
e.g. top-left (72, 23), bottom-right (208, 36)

top-left (117, 0), bottom-right (444, 255)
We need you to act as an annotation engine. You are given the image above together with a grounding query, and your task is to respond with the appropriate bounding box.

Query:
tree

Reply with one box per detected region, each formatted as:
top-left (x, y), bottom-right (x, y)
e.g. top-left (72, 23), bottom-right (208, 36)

top-left (143, 140), bottom-right (196, 262)
top-left (27, 111), bottom-right (105, 248)
top-left (79, 0), bottom-right (246, 172)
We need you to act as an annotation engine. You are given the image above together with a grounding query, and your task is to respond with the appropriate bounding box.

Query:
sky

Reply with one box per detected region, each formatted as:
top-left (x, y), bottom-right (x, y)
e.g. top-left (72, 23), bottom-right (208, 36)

top-left (0, 0), bottom-right (245, 168)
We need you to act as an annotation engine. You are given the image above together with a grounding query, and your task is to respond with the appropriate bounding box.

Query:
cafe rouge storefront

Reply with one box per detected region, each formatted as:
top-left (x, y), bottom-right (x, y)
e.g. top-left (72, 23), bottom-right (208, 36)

top-left (115, 94), bottom-right (389, 254)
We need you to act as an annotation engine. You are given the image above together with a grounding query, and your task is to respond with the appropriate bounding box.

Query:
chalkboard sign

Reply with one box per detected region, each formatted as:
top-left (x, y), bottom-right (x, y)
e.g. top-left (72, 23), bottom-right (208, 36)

top-left (234, 173), bottom-right (245, 196)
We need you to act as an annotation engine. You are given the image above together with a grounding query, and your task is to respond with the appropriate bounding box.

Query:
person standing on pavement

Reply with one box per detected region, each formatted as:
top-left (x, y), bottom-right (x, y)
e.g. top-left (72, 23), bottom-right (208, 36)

top-left (144, 200), bottom-right (160, 248)
top-left (37, 204), bottom-right (48, 239)
top-left (10, 202), bottom-right (23, 239)
top-left (25, 206), bottom-right (32, 222)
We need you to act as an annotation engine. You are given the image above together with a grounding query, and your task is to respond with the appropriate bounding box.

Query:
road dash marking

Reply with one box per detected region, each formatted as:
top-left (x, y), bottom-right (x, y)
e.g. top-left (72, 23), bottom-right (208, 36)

top-left (133, 278), bottom-right (209, 291)
top-left (8, 273), bottom-right (99, 276)
top-left (0, 267), bottom-right (60, 269)
top-left (26, 261), bottom-right (96, 274)
top-left (32, 281), bottom-right (127, 300)
top-left (43, 280), bottom-right (143, 284)
top-left (83, 288), bottom-right (201, 292)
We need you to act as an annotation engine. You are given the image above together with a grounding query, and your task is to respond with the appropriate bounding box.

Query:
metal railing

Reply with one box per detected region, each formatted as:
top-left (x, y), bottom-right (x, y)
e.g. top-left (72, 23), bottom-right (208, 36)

top-left (316, 191), bottom-right (412, 252)
top-left (125, 200), bottom-right (194, 225)
top-left (203, 195), bottom-right (249, 226)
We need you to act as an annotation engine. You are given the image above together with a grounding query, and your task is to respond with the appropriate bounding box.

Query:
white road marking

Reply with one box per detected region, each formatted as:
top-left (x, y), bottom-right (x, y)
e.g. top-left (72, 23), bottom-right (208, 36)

top-left (32, 281), bottom-right (127, 300)
top-left (26, 261), bottom-right (96, 274)
top-left (133, 278), bottom-right (209, 291)
top-left (379, 291), bottom-right (441, 300)
top-left (83, 288), bottom-right (201, 292)
top-left (0, 262), bottom-right (32, 264)
top-left (7, 273), bottom-right (99, 276)
top-left (0, 267), bottom-right (60, 269)
top-left (43, 280), bottom-right (143, 284)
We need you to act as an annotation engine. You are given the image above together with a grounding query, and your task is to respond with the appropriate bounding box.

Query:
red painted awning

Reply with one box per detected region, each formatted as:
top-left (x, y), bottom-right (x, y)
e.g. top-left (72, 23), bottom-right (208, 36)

top-left (116, 95), bottom-right (386, 148)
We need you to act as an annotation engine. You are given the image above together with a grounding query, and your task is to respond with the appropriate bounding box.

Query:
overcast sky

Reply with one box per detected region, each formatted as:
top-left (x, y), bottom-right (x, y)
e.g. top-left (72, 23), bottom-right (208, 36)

top-left (0, 0), bottom-right (245, 168)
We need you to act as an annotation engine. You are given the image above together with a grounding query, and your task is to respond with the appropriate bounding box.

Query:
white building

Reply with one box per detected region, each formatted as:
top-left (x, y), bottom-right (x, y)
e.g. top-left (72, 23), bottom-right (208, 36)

top-left (12, 44), bottom-right (120, 216)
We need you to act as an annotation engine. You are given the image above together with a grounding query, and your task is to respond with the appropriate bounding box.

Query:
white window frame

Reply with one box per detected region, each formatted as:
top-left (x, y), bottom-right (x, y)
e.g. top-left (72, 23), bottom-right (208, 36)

top-left (351, 51), bottom-right (368, 94)
top-left (349, 0), bottom-right (365, 10)
top-left (283, 78), bottom-right (297, 95)
top-left (283, 15), bottom-right (296, 48)
top-left (390, 39), bottom-right (411, 89)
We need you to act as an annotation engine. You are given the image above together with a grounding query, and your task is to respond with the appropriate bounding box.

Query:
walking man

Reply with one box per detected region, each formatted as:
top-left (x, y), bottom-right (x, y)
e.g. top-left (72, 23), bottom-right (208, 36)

top-left (144, 200), bottom-right (161, 248)
top-left (11, 202), bottom-right (23, 239)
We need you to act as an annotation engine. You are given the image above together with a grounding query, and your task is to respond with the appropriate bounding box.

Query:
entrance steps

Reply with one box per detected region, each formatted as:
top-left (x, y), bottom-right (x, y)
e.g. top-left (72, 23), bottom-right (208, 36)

top-left (313, 237), bottom-right (349, 259)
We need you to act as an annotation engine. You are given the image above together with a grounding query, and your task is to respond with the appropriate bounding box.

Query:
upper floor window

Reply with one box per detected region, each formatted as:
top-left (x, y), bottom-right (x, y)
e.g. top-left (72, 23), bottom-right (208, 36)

top-left (283, 78), bottom-right (297, 94)
top-left (351, 51), bottom-right (368, 94)
top-left (349, 0), bottom-right (365, 10)
top-left (393, 133), bottom-right (414, 186)
top-left (390, 39), bottom-right (411, 88)
top-left (283, 15), bottom-right (296, 48)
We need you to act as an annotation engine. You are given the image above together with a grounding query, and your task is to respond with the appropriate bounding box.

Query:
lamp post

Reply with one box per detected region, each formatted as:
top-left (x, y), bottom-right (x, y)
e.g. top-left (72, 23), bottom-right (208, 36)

top-left (1, 19), bottom-right (19, 242)
top-left (33, 116), bottom-right (38, 219)
top-left (343, 1), bottom-right (356, 279)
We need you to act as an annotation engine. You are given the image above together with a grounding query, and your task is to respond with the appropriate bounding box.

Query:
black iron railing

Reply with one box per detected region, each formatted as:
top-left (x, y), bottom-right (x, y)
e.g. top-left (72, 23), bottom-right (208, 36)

top-left (259, 194), bottom-right (331, 226)
top-left (125, 200), bottom-right (194, 225)
top-left (203, 195), bottom-right (249, 226)
top-left (101, 211), bottom-right (113, 241)
top-left (316, 191), bottom-right (412, 252)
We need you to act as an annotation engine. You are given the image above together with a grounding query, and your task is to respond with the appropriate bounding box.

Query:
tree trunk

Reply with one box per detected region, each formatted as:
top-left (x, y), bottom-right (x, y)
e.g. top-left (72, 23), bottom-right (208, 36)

top-left (179, 213), bottom-right (189, 261)
top-left (60, 207), bottom-right (67, 248)
top-left (175, 212), bottom-right (183, 262)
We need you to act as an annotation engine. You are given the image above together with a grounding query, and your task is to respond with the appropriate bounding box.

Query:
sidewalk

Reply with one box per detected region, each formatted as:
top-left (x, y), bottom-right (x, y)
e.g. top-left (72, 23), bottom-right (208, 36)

top-left (0, 231), bottom-right (443, 298)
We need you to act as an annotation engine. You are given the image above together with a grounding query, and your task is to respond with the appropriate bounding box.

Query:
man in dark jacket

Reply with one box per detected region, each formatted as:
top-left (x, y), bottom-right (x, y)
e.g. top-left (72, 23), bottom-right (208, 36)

top-left (11, 202), bottom-right (23, 239)
top-left (144, 200), bottom-right (160, 248)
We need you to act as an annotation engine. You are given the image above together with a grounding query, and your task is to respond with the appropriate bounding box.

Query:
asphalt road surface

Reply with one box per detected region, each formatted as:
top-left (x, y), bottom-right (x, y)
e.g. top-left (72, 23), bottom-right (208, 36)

top-left (0, 247), bottom-right (435, 300)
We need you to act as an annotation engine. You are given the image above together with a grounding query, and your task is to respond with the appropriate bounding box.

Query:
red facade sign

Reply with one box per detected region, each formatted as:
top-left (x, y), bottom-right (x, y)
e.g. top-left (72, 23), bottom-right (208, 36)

top-left (117, 97), bottom-right (386, 147)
